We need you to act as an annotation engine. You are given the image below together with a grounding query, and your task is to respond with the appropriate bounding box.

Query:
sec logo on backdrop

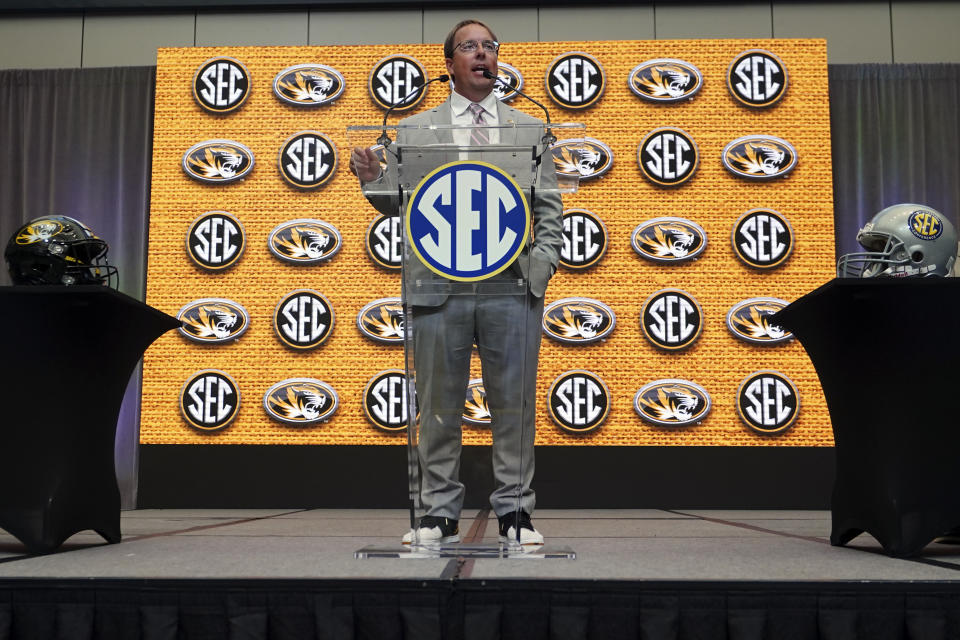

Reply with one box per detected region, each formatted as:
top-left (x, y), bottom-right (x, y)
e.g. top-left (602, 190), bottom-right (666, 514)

top-left (736, 371), bottom-right (800, 435)
top-left (192, 57), bottom-right (250, 114)
top-left (560, 208), bottom-right (608, 270)
top-left (368, 55), bottom-right (428, 111)
top-left (179, 369), bottom-right (240, 433)
top-left (273, 289), bottom-right (335, 350)
top-left (365, 215), bottom-right (403, 270)
top-left (406, 161), bottom-right (529, 281)
top-left (185, 211), bottom-right (245, 271)
top-left (363, 370), bottom-right (413, 433)
top-left (548, 370), bottom-right (611, 434)
top-left (640, 289), bottom-right (703, 351)
top-left (546, 52), bottom-right (605, 110)
top-left (731, 208), bottom-right (794, 270)
top-left (727, 50), bottom-right (788, 108)
top-left (278, 131), bottom-right (337, 190)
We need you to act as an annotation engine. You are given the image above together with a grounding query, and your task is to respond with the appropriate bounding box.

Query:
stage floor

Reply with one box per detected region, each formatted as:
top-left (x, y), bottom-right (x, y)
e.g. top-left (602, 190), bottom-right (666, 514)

top-left (2, 509), bottom-right (960, 581)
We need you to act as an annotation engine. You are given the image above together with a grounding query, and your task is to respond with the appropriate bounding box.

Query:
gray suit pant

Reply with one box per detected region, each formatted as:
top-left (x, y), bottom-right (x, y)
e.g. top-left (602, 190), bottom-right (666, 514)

top-left (412, 290), bottom-right (544, 520)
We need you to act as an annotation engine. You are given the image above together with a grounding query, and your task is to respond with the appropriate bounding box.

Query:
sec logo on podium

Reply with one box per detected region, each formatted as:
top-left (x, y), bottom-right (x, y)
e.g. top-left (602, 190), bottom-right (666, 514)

top-left (405, 161), bottom-right (530, 282)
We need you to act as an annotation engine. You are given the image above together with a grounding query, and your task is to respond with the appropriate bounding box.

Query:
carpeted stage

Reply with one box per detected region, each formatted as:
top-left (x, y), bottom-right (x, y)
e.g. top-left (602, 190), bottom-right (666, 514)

top-left (2, 509), bottom-right (960, 638)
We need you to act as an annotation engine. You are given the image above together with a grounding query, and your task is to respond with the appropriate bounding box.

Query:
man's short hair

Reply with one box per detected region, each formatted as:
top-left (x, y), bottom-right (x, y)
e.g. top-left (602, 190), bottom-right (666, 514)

top-left (443, 19), bottom-right (498, 59)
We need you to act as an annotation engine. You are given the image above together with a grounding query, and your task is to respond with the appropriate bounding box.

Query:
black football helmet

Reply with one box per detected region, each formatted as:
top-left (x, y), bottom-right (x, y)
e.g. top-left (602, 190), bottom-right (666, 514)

top-left (5, 215), bottom-right (119, 287)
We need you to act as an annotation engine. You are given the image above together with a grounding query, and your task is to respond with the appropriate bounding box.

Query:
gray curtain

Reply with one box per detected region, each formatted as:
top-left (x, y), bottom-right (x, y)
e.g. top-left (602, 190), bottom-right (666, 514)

top-left (829, 64), bottom-right (960, 259)
top-left (0, 66), bottom-right (155, 508)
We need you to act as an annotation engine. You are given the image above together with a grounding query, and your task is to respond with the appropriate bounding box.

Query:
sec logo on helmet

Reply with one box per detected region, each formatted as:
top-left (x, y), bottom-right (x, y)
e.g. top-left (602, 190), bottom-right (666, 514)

top-left (542, 297), bottom-right (616, 345)
top-left (179, 369), bottom-right (240, 433)
top-left (185, 211), bottom-right (245, 271)
top-left (725, 297), bottom-right (793, 345)
top-left (278, 131), bottom-right (337, 190)
top-left (727, 49), bottom-right (788, 108)
top-left (722, 135), bottom-right (797, 180)
top-left (548, 370), bottom-right (611, 435)
top-left (182, 139), bottom-right (254, 184)
top-left (631, 217), bottom-right (707, 264)
top-left (641, 289), bottom-right (703, 351)
top-left (273, 289), bottom-right (335, 350)
top-left (363, 369), bottom-right (413, 433)
top-left (406, 161), bottom-right (529, 282)
top-left (366, 215), bottom-right (403, 271)
top-left (736, 370), bottom-right (800, 436)
top-left (638, 128), bottom-right (699, 187)
top-left (628, 58), bottom-right (703, 103)
top-left (263, 378), bottom-right (339, 426)
top-left (192, 57), bottom-right (250, 114)
top-left (551, 137), bottom-right (614, 181)
top-left (634, 379), bottom-right (711, 428)
top-left (546, 51), bottom-right (605, 110)
top-left (561, 208), bottom-right (608, 270)
top-left (356, 297), bottom-right (404, 344)
top-left (268, 219), bottom-right (342, 265)
top-left (177, 298), bottom-right (249, 344)
top-left (731, 208), bottom-right (794, 270)
top-left (368, 55), bottom-right (428, 111)
top-left (273, 64), bottom-right (345, 107)
top-left (908, 209), bottom-right (944, 240)
top-left (463, 379), bottom-right (491, 426)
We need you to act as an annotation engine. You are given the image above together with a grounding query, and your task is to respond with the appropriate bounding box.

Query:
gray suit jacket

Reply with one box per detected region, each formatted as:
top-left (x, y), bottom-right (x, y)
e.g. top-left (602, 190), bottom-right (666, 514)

top-left (364, 98), bottom-right (563, 306)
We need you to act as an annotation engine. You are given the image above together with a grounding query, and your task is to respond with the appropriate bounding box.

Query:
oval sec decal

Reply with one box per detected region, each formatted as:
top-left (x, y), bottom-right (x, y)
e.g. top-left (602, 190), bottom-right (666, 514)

top-left (365, 215), bottom-right (403, 271)
top-left (545, 51), bottom-right (605, 110)
top-left (263, 378), bottom-right (338, 426)
top-left (634, 379), bottom-right (711, 428)
top-left (177, 298), bottom-right (249, 344)
top-left (179, 369), bottom-right (241, 433)
top-left (185, 211), bottom-right (246, 271)
top-left (731, 208), bottom-right (795, 270)
top-left (463, 378), bottom-right (491, 426)
top-left (548, 370), bottom-right (611, 434)
top-left (726, 297), bottom-right (793, 345)
top-left (727, 49), bottom-right (788, 108)
top-left (542, 297), bottom-right (616, 345)
top-left (493, 62), bottom-right (524, 102)
top-left (551, 137), bottom-right (614, 181)
top-left (368, 54), bottom-right (428, 111)
top-left (278, 131), bottom-right (337, 190)
top-left (273, 289), bottom-right (335, 350)
top-left (192, 57), bottom-right (250, 114)
top-left (637, 127), bottom-right (699, 187)
top-left (363, 369), bottom-right (412, 433)
top-left (182, 139), bottom-right (254, 184)
top-left (560, 208), bottom-right (608, 270)
top-left (640, 288), bottom-right (703, 351)
top-left (628, 58), bottom-right (703, 103)
top-left (273, 64), bottom-right (345, 107)
top-left (736, 370), bottom-right (800, 436)
top-left (722, 135), bottom-right (797, 180)
top-left (268, 219), bottom-right (342, 264)
top-left (405, 161), bottom-right (529, 282)
top-left (356, 297), bottom-right (405, 344)
top-left (631, 217), bottom-right (707, 264)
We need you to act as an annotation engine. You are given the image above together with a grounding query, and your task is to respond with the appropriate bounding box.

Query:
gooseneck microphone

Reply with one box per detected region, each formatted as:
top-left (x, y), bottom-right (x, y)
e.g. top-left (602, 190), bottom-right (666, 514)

top-left (378, 74), bottom-right (450, 148)
top-left (482, 69), bottom-right (556, 146)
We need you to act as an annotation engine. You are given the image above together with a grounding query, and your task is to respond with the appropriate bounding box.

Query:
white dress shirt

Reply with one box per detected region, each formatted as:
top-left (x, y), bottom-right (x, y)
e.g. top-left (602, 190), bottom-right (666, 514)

top-left (449, 89), bottom-right (500, 147)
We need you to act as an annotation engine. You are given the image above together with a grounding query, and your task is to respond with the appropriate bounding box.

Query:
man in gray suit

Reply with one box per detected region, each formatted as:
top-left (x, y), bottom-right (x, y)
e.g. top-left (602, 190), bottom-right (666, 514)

top-left (350, 19), bottom-right (563, 545)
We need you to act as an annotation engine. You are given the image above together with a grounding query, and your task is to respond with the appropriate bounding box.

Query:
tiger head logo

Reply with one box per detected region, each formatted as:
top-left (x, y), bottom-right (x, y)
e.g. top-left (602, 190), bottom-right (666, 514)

top-left (722, 136), bottom-right (796, 179)
top-left (634, 380), bottom-right (711, 427)
top-left (16, 220), bottom-right (63, 244)
top-left (639, 224), bottom-right (694, 258)
top-left (636, 65), bottom-right (690, 98)
top-left (359, 300), bottom-right (404, 342)
top-left (184, 304), bottom-right (238, 339)
top-left (263, 378), bottom-right (339, 425)
top-left (732, 304), bottom-right (785, 340)
top-left (185, 143), bottom-right (250, 181)
top-left (547, 304), bottom-right (603, 339)
top-left (551, 138), bottom-right (613, 180)
top-left (283, 70), bottom-right (334, 102)
top-left (280, 226), bottom-right (330, 259)
top-left (463, 380), bottom-right (491, 425)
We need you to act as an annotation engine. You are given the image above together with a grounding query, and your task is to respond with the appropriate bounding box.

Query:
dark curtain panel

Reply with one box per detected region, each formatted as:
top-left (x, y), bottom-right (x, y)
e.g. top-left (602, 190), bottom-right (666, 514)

top-left (829, 64), bottom-right (960, 260)
top-left (0, 66), bottom-right (155, 508)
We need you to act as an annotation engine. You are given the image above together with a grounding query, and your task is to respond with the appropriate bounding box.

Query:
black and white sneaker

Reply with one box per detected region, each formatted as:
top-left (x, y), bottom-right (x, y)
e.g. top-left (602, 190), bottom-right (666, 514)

top-left (498, 510), bottom-right (544, 545)
top-left (401, 516), bottom-right (460, 544)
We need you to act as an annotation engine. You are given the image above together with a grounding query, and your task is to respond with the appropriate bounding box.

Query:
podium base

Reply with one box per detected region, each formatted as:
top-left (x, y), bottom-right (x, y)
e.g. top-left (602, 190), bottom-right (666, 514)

top-left (355, 543), bottom-right (576, 559)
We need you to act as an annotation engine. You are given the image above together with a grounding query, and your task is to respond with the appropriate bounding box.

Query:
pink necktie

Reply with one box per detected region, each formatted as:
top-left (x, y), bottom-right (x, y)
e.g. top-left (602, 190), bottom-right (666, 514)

top-left (468, 103), bottom-right (489, 145)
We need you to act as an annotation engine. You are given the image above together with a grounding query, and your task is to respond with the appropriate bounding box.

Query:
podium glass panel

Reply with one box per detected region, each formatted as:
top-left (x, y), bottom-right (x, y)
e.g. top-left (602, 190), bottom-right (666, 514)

top-left (349, 122), bottom-right (580, 558)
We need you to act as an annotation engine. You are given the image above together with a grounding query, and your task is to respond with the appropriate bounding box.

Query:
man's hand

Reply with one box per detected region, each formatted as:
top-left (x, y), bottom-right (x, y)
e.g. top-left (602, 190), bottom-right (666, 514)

top-left (350, 146), bottom-right (381, 183)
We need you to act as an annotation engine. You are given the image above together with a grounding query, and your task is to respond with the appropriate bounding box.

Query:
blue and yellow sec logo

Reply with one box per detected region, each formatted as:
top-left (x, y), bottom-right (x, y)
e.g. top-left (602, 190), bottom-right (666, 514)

top-left (909, 210), bottom-right (943, 240)
top-left (406, 161), bottom-right (530, 281)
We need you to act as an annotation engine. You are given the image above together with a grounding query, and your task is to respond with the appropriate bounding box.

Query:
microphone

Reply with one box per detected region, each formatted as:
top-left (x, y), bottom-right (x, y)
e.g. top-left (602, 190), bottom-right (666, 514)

top-left (482, 69), bottom-right (556, 146)
top-left (378, 74), bottom-right (450, 148)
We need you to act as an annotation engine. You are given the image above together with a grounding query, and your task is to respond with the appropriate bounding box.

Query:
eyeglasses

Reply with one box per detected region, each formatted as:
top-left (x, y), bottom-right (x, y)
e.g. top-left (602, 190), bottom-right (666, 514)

top-left (454, 39), bottom-right (500, 54)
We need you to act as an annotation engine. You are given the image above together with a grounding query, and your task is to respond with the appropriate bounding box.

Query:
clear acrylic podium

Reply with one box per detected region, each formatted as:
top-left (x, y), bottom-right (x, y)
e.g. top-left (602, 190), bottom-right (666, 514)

top-left (348, 122), bottom-right (584, 559)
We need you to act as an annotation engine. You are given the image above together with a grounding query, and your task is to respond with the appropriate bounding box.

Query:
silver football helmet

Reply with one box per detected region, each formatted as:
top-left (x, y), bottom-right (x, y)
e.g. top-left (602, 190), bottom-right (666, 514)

top-left (837, 203), bottom-right (957, 278)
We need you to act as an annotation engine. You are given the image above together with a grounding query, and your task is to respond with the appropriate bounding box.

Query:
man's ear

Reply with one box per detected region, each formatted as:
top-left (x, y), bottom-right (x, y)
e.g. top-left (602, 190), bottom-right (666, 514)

top-left (445, 57), bottom-right (455, 81)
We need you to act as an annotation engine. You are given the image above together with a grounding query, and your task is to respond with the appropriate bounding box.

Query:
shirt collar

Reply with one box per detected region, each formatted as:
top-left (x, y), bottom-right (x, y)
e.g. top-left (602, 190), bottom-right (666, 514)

top-left (450, 90), bottom-right (499, 120)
